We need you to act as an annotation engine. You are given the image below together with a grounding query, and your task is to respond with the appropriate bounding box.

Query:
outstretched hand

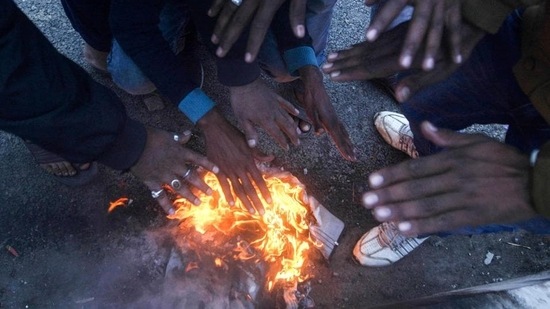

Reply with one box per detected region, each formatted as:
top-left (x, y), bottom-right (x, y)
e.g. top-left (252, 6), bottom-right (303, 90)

top-left (323, 21), bottom-right (485, 102)
top-left (198, 109), bottom-right (273, 215)
top-left (208, 0), bottom-right (306, 62)
top-left (362, 122), bottom-right (537, 236)
top-left (230, 78), bottom-right (300, 150)
top-left (130, 127), bottom-right (219, 215)
top-left (365, 0), bottom-right (463, 70)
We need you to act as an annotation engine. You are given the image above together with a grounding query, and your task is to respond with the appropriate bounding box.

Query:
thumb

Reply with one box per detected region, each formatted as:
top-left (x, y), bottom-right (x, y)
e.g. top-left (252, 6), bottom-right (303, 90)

top-left (242, 121), bottom-right (259, 148)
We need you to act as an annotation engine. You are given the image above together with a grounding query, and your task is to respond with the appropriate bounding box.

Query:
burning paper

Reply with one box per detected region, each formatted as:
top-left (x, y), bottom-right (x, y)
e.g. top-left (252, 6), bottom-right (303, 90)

top-left (167, 168), bottom-right (344, 308)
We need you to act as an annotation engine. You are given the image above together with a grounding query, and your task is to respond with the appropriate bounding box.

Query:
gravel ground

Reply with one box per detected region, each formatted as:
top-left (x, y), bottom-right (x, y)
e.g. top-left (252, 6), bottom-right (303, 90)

top-left (0, 1), bottom-right (547, 308)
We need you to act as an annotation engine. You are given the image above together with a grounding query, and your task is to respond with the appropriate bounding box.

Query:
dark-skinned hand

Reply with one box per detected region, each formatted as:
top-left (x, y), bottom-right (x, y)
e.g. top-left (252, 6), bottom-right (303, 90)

top-left (297, 65), bottom-right (357, 161)
top-left (362, 122), bottom-right (537, 236)
top-left (130, 127), bottom-right (219, 215)
top-left (230, 78), bottom-right (300, 150)
top-left (364, 0), bottom-right (463, 70)
top-left (208, 0), bottom-right (307, 62)
top-left (197, 108), bottom-right (273, 215)
top-left (322, 21), bottom-right (485, 102)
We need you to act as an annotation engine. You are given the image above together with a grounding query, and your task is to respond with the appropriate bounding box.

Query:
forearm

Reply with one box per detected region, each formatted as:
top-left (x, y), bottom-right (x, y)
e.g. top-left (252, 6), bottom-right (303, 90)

top-left (0, 1), bottom-right (146, 170)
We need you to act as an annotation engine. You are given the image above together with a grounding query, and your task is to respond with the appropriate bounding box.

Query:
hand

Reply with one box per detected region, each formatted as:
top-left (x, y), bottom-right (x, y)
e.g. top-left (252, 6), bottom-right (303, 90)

top-left (130, 127), bottom-right (219, 215)
top-left (208, 0), bottom-right (306, 62)
top-left (323, 21), bottom-right (485, 102)
top-left (231, 78), bottom-right (300, 150)
top-left (364, 0), bottom-right (463, 70)
top-left (298, 66), bottom-right (356, 161)
top-left (197, 108), bottom-right (273, 215)
top-left (362, 122), bottom-right (537, 236)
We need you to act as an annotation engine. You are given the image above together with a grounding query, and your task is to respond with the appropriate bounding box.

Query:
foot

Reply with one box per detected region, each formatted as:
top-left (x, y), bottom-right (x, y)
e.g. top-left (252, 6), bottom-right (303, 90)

top-left (353, 222), bottom-right (428, 267)
top-left (83, 43), bottom-right (109, 72)
top-left (374, 111), bottom-right (418, 158)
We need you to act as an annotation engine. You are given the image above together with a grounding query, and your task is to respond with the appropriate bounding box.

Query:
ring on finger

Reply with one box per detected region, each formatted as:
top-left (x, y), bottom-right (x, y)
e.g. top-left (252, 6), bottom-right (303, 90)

top-left (173, 134), bottom-right (180, 142)
top-left (151, 189), bottom-right (165, 199)
top-left (171, 179), bottom-right (182, 190)
top-left (231, 0), bottom-right (242, 6)
top-left (182, 168), bottom-right (192, 180)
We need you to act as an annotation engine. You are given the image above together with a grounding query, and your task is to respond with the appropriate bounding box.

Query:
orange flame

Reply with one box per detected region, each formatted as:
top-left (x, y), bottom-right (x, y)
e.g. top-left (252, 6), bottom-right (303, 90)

top-left (169, 171), bottom-right (316, 291)
top-left (108, 197), bottom-right (129, 213)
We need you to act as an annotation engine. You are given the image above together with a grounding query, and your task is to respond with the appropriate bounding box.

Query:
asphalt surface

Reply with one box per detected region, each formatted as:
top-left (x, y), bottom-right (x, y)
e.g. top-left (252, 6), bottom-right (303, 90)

top-left (1, 1), bottom-right (548, 308)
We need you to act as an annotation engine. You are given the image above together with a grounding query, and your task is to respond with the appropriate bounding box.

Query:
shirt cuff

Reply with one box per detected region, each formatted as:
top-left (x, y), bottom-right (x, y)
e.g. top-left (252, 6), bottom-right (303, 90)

top-left (283, 46), bottom-right (318, 76)
top-left (178, 88), bottom-right (216, 124)
top-left (97, 118), bottom-right (147, 171)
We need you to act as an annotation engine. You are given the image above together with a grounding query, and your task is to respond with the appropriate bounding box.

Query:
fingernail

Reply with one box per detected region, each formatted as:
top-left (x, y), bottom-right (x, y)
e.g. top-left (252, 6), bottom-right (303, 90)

top-left (330, 71), bottom-right (341, 78)
top-left (207, 9), bottom-right (213, 16)
top-left (322, 62), bottom-right (333, 70)
top-left (296, 127), bottom-right (302, 135)
top-left (168, 208), bottom-right (175, 215)
top-left (369, 173), bottom-right (384, 187)
top-left (247, 139), bottom-right (257, 147)
top-left (249, 208), bottom-right (256, 214)
top-left (423, 57), bottom-right (434, 70)
top-left (194, 198), bottom-right (201, 205)
top-left (245, 52), bottom-right (253, 63)
top-left (206, 188), bottom-right (213, 196)
top-left (296, 25), bottom-right (305, 38)
top-left (212, 166), bottom-right (220, 174)
top-left (216, 47), bottom-right (224, 57)
top-left (398, 87), bottom-right (410, 102)
top-left (229, 201), bottom-right (235, 206)
top-left (374, 206), bottom-right (391, 219)
top-left (294, 108), bottom-right (300, 114)
top-left (366, 29), bottom-right (378, 41)
top-left (455, 54), bottom-right (463, 64)
top-left (363, 192), bottom-right (379, 207)
top-left (266, 197), bottom-right (272, 204)
top-left (183, 130), bottom-right (192, 136)
top-left (398, 221), bottom-right (412, 232)
top-left (400, 54), bottom-right (412, 68)
top-left (211, 34), bottom-right (218, 44)
top-left (301, 123), bottom-right (311, 132)
top-left (328, 53), bottom-right (338, 60)
top-left (425, 121), bottom-right (438, 132)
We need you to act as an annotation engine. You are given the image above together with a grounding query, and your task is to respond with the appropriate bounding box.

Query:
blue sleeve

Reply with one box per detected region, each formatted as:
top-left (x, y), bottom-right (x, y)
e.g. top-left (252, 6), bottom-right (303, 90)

top-left (178, 88), bottom-right (216, 124)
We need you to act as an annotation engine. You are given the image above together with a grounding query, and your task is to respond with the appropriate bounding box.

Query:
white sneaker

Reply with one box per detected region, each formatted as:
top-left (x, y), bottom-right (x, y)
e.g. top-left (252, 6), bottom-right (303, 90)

top-left (374, 111), bottom-right (419, 158)
top-left (353, 222), bottom-right (428, 267)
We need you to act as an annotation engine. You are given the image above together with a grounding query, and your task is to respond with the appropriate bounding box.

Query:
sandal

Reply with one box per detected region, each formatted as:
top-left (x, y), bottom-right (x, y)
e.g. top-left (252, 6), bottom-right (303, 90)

top-left (25, 141), bottom-right (98, 187)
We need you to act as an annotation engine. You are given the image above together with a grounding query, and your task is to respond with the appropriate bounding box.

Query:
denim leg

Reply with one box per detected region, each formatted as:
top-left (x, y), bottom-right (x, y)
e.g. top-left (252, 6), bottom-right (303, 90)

top-left (401, 12), bottom-right (550, 156)
top-left (258, 0), bottom-right (336, 82)
top-left (370, 0), bottom-right (413, 29)
top-left (108, 0), bottom-right (190, 95)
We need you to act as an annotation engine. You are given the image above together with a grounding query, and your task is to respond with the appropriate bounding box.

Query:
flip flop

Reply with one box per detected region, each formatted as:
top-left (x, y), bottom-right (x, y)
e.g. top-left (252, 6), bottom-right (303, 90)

top-left (25, 141), bottom-right (98, 187)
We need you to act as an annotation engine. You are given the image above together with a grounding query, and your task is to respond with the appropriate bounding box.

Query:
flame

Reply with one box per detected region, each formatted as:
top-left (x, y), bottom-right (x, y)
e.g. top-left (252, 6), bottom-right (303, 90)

top-left (108, 197), bottom-right (129, 213)
top-left (169, 171), bottom-right (316, 291)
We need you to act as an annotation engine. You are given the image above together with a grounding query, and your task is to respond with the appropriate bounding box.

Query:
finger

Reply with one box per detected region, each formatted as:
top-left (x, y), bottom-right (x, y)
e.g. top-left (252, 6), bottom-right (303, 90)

top-left (396, 209), bottom-right (476, 236)
top-left (208, 0), bottom-right (226, 17)
top-left (422, 2), bottom-right (444, 70)
top-left (251, 148), bottom-right (275, 162)
top-left (329, 55), bottom-right (404, 82)
top-left (218, 0), bottom-right (258, 57)
top-left (276, 114), bottom-right (300, 147)
top-left (248, 165), bottom-right (272, 206)
top-left (326, 122), bottom-right (357, 161)
top-left (264, 121), bottom-right (290, 151)
top-left (372, 192), bottom-right (466, 223)
top-left (212, 3), bottom-right (238, 45)
top-left (240, 173), bottom-right (266, 215)
top-left (446, 2), bottom-right (463, 64)
top-left (174, 185), bottom-right (202, 206)
top-left (365, 0), bottom-right (408, 41)
top-left (400, 2), bottom-right (433, 68)
top-left (242, 121), bottom-right (259, 148)
top-left (420, 121), bottom-right (488, 149)
top-left (394, 62), bottom-right (457, 101)
top-left (229, 175), bottom-right (255, 213)
top-left (210, 171), bottom-right (231, 204)
top-left (289, 0), bottom-right (307, 38)
top-left (146, 183), bottom-right (174, 215)
top-left (278, 97), bottom-right (300, 116)
top-left (179, 148), bottom-right (220, 174)
top-left (245, 2), bottom-right (279, 62)
top-left (183, 170), bottom-right (213, 197)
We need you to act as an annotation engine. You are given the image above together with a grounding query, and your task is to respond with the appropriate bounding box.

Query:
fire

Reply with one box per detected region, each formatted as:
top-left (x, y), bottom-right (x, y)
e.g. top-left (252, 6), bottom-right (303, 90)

top-left (108, 197), bottom-right (129, 213)
top-left (169, 171), bottom-right (318, 291)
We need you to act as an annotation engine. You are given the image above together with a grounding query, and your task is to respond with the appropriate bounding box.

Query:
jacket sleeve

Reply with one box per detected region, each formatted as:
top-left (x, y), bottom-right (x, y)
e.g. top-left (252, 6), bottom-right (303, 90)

top-left (462, 0), bottom-right (543, 33)
top-left (0, 0), bottom-right (146, 171)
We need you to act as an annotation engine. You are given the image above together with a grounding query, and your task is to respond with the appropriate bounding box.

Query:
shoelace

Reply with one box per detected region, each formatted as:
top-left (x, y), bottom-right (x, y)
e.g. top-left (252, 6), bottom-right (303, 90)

top-left (379, 222), bottom-right (422, 257)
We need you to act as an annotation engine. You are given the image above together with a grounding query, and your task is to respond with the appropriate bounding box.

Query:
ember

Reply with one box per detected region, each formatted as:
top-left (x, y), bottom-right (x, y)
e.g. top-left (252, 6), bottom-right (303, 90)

top-left (108, 197), bottom-right (130, 213)
top-left (169, 170), bottom-right (318, 292)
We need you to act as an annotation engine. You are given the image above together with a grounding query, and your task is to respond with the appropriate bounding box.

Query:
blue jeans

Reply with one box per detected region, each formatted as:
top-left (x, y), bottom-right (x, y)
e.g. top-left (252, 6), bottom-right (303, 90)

top-left (107, 0), bottom-right (190, 95)
top-left (258, 0), bottom-right (337, 83)
top-left (400, 12), bottom-right (550, 235)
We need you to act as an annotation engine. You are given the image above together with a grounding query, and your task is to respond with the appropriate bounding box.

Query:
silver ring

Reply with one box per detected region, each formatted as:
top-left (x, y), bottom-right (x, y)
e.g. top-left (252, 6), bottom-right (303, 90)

top-left (182, 168), bottom-right (192, 180)
top-left (173, 134), bottom-right (180, 142)
top-left (171, 179), bottom-right (182, 189)
top-left (231, 0), bottom-right (242, 6)
top-left (151, 189), bottom-right (165, 199)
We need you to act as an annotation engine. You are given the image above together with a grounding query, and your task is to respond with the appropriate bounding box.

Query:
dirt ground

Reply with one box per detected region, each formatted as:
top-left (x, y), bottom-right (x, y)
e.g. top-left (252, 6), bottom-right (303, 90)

top-left (1, 1), bottom-right (549, 308)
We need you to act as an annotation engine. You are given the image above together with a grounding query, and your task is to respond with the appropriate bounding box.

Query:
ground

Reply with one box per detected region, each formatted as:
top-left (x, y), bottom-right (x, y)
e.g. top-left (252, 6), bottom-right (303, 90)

top-left (1, 1), bottom-right (549, 308)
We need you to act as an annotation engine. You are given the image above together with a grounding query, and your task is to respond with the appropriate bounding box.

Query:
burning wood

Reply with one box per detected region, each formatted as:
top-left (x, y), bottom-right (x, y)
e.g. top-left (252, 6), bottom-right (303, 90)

top-left (166, 168), bottom-right (344, 308)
